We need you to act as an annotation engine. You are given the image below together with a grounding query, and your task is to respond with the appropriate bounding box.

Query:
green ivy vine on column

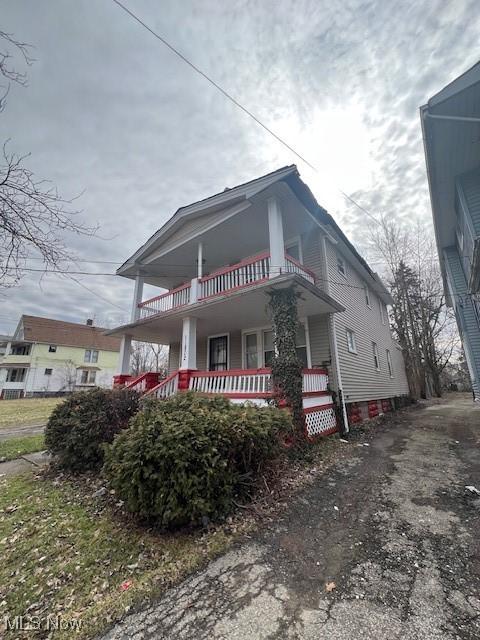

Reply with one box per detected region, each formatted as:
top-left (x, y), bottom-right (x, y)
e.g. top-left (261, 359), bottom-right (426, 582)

top-left (266, 285), bottom-right (305, 438)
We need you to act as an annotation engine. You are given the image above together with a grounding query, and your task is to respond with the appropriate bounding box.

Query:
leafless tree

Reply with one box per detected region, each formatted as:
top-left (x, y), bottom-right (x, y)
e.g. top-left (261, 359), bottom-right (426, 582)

top-left (131, 341), bottom-right (168, 377)
top-left (58, 359), bottom-right (77, 392)
top-left (369, 215), bottom-right (459, 399)
top-left (0, 30), bottom-right (96, 288)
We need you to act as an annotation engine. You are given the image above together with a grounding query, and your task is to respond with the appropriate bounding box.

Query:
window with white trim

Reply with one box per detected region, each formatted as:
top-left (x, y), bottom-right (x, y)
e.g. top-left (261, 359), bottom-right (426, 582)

top-left (337, 255), bottom-right (346, 277)
top-left (386, 349), bottom-right (393, 377)
top-left (380, 302), bottom-right (386, 325)
top-left (372, 342), bottom-right (380, 370)
top-left (80, 369), bottom-right (96, 384)
top-left (243, 322), bottom-right (309, 368)
top-left (84, 349), bottom-right (99, 363)
top-left (44, 368), bottom-right (53, 376)
top-left (346, 329), bottom-right (357, 354)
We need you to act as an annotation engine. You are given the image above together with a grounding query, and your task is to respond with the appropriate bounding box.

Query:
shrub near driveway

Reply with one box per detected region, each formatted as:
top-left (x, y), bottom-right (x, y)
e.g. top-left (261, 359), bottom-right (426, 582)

top-left (104, 392), bottom-right (292, 528)
top-left (45, 388), bottom-right (140, 473)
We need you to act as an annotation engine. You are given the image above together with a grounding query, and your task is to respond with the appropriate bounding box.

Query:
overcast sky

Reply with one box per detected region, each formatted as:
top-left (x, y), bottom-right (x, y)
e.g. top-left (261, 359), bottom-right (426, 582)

top-left (1, 0), bottom-right (479, 335)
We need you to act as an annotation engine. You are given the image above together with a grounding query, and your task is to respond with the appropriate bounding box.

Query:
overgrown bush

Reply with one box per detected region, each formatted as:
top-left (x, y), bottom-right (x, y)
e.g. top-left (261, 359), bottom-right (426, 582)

top-left (103, 392), bottom-right (292, 528)
top-left (45, 387), bottom-right (140, 473)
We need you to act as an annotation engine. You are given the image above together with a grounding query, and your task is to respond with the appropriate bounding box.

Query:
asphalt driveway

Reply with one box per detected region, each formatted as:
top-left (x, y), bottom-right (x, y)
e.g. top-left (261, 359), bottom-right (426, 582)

top-left (102, 394), bottom-right (480, 640)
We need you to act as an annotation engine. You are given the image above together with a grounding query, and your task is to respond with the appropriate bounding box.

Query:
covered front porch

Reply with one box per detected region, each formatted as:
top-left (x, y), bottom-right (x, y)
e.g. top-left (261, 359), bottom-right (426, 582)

top-left (110, 273), bottom-right (344, 437)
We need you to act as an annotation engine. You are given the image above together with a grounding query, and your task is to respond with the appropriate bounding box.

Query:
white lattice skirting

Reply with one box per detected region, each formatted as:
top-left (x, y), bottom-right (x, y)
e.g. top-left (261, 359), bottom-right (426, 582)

top-left (305, 405), bottom-right (338, 437)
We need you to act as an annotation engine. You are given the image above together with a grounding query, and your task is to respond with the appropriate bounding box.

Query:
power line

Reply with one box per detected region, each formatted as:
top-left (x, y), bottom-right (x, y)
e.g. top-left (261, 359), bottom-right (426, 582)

top-left (111, 0), bottom-right (380, 226)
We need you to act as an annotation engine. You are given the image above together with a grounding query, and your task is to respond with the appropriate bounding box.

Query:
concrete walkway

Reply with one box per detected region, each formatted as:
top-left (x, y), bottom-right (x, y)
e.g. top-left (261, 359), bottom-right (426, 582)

top-left (101, 395), bottom-right (480, 640)
top-left (0, 424), bottom-right (45, 441)
top-left (0, 450), bottom-right (50, 477)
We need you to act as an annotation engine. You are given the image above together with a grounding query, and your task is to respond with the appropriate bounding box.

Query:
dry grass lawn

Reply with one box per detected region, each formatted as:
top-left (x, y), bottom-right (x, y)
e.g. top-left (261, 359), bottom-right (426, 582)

top-left (0, 397), bottom-right (62, 429)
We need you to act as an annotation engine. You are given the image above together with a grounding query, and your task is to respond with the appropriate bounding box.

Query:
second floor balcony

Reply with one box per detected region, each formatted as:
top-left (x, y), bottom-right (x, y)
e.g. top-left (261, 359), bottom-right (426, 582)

top-left (137, 251), bottom-right (316, 320)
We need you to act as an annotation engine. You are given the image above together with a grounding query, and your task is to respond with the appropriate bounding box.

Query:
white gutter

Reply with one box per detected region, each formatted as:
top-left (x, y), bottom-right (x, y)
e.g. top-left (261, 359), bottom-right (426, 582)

top-left (424, 112), bottom-right (480, 123)
top-left (321, 235), bottom-right (349, 434)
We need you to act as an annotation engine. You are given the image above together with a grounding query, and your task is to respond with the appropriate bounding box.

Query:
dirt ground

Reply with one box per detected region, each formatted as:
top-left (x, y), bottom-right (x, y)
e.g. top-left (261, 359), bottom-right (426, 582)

top-left (101, 394), bottom-right (480, 640)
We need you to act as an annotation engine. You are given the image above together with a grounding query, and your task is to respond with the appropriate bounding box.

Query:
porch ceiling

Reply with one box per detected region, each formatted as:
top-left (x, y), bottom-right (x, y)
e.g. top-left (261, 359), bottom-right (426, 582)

top-left (107, 274), bottom-right (345, 344)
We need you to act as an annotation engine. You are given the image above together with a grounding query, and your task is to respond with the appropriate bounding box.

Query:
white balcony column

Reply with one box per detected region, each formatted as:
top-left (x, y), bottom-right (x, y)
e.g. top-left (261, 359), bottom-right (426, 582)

top-left (180, 316), bottom-right (197, 370)
top-left (267, 196), bottom-right (285, 277)
top-left (190, 242), bottom-right (203, 304)
top-left (118, 335), bottom-right (132, 374)
top-left (197, 241), bottom-right (203, 278)
top-left (130, 274), bottom-right (144, 322)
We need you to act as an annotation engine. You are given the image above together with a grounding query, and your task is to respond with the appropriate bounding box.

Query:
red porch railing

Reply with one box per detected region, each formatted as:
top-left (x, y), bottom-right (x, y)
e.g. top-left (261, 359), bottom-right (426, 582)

top-left (136, 251), bottom-right (317, 319)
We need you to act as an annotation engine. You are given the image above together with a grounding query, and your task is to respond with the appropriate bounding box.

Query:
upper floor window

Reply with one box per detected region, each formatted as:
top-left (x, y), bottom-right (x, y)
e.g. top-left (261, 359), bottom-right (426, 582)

top-left (337, 255), bottom-right (346, 277)
top-left (386, 349), bottom-right (393, 377)
top-left (48, 345), bottom-right (57, 353)
top-left (364, 286), bottom-right (371, 307)
top-left (380, 302), bottom-right (386, 325)
top-left (372, 342), bottom-right (380, 370)
top-left (285, 240), bottom-right (301, 263)
top-left (346, 329), bottom-right (357, 354)
top-left (44, 368), bottom-right (53, 376)
top-left (11, 344), bottom-right (31, 356)
top-left (84, 349), bottom-right (99, 363)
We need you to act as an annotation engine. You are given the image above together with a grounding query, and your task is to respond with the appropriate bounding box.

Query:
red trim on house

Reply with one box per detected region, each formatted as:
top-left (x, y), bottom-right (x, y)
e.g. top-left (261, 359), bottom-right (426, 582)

top-left (190, 368), bottom-right (271, 378)
top-left (303, 403), bottom-right (335, 414)
top-left (199, 251), bottom-right (270, 280)
top-left (146, 370), bottom-right (179, 395)
top-left (306, 426), bottom-right (338, 441)
top-left (198, 277), bottom-right (270, 301)
top-left (285, 254), bottom-right (317, 282)
top-left (302, 390), bottom-right (330, 398)
top-left (138, 281), bottom-right (191, 309)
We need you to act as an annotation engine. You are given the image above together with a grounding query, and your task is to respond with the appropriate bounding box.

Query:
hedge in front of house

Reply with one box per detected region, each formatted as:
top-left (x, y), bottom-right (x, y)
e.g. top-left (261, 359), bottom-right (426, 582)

top-left (45, 387), bottom-right (140, 473)
top-left (103, 392), bottom-right (292, 528)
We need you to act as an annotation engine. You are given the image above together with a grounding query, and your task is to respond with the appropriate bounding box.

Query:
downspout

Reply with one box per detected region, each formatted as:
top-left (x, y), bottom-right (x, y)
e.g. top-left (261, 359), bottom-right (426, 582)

top-left (321, 235), bottom-right (349, 434)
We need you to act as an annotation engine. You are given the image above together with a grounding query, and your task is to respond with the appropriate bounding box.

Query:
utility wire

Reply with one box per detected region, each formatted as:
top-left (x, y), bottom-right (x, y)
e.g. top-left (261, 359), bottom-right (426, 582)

top-left (111, 0), bottom-right (380, 226)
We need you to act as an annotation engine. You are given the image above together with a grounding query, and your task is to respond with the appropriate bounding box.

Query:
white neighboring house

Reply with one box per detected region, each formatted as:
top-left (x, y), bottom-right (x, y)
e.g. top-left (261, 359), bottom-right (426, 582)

top-left (108, 166), bottom-right (409, 435)
top-left (0, 316), bottom-right (121, 400)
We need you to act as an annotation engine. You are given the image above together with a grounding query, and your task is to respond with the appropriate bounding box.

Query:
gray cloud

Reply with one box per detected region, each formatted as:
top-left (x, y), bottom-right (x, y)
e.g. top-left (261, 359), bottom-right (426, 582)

top-left (1, 0), bottom-right (479, 334)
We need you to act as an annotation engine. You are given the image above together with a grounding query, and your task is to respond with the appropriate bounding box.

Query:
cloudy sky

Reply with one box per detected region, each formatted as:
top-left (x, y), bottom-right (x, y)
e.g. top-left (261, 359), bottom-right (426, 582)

top-left (1, 0), bottom-right (479, 335)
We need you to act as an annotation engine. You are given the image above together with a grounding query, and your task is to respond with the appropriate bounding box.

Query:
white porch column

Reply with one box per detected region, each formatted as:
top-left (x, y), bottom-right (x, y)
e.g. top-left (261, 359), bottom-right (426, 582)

top-left (180, 317), bottom-right (197, 370)
top-left (131, 275), bottom-right (144, 322)
top-left (118, 335), bottom-right (132, 374)
top-left (267, 196), bottom-right (285, 277)
top-left (197, 242), bottom-right (203, 278)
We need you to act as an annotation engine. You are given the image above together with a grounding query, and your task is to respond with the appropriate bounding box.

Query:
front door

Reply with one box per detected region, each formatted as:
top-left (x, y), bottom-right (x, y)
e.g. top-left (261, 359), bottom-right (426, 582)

top-left (208, 335), bottom-right (228, 371)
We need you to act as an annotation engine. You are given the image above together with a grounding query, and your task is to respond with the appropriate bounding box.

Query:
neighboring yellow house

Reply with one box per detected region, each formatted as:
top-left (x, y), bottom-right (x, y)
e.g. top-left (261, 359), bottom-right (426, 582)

top-left (0, 316), bottom-right (121, 400)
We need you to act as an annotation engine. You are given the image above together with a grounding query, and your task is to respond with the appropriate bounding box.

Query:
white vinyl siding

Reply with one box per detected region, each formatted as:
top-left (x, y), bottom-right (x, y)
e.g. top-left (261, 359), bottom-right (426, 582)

top-left (322, 237), bottom-right (409, 403)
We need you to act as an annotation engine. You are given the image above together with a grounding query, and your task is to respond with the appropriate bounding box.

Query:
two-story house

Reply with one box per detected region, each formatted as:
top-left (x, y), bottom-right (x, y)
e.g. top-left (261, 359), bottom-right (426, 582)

top-left (0, 316), bottom-right (121, 399)
top-left (421, 62), bottom-right (480, 401)
top-left (108, 166), bottom-right (409, 435)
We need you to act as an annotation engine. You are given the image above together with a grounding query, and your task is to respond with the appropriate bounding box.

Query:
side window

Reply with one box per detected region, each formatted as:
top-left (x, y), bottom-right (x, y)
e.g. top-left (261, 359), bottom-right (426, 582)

top-left (364, 286), bottom-right (371, 307)
top-left (346, 329), bottom-right (357, 354)
top-left (48, 345), bottom-right (57, 353)
top-left (386, 349), bottom-right (393, 377)
top-left (337, 255), bottom-right (346, 277)
top-left (380, 302), bottom-right (386, 325)
top-left (44, 368), bottom-right (53, 376)
top-left (84, 349), bottom-right (91, 363)
top-left (372, 342), bottom-right (380, 370)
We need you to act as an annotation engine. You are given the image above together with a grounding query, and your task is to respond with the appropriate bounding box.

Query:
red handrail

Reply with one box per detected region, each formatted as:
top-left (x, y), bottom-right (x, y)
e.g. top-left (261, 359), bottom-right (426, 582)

top-left (199, 251), bottom-right (270, 283)
top-left (138, 281), bottom-right (191, 309)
